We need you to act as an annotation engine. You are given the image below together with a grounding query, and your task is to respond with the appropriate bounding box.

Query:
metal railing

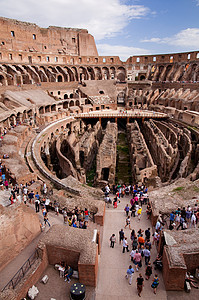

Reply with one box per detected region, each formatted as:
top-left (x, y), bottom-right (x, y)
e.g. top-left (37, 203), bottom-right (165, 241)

top-left (1, 249), bottom-right (39, 292)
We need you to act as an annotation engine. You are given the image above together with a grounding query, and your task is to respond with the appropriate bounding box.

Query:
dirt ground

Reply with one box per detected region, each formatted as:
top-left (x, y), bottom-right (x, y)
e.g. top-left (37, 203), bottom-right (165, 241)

top-left (35, 265), bottom-right (95, 300)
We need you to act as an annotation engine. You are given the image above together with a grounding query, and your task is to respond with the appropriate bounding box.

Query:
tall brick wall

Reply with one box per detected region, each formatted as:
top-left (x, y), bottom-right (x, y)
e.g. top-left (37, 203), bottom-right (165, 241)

top-left (162, 247), bottom-right (186, 290)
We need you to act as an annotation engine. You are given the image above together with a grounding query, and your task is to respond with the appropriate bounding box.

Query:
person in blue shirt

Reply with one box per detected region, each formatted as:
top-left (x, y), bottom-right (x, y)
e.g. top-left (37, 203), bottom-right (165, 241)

top-left (170, 212), bottom-right (175, 226)
top-left (125, 265), bottom-right (135, 285)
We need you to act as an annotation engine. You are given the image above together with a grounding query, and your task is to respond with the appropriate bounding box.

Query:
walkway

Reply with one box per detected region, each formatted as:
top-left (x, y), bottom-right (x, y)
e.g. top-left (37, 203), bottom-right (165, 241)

top-left (95, 194), bottom-right (167, 300)
top-left (75, 109), bottom-right (168, 120)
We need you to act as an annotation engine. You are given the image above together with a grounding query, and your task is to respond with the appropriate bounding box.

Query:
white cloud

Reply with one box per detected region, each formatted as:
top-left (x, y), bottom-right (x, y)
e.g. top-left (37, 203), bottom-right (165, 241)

top-left (0, 0), bottom-right (150, 40)
top-left (141, 28), bottom-right (199, 48)
top-left (196, 0), bottom-right (199, 6)
top-left (97, 43), bottom-right (151, 61)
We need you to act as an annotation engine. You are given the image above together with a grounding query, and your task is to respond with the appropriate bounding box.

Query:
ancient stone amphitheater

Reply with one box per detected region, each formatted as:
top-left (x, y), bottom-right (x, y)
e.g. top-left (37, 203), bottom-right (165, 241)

top-left (0, 16), bottom-right (199, 299)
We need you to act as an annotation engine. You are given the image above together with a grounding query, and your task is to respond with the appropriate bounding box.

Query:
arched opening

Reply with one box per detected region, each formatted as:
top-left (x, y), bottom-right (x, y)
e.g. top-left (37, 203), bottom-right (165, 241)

top-left (76, 100), bottom-right (80, 106)
top-left (0, 74), bottom-right (6, 86)
top-left (69, 100), bottom-right (74, 107)
top-left (51, 104), bottom-right (56, 112)
top-left (57, 75), bottom-right (63, 82)
top-left (63, 102), bottom-right (68, 109)
top-left (64, 94), bottom-right (68, 99)
top-left (101, 167), bottom-right (109, 181)
top-left (70, 94), bottom-right (74, 99)
top-left (140, 75), bottom-right (146, 81)
top-left (117, 67), bottom-right (126, 82)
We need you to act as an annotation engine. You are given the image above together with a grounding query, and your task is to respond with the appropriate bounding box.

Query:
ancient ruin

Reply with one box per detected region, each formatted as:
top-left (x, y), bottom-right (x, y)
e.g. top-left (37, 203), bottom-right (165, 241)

top-left (0, 16), bottom-right (199, 299)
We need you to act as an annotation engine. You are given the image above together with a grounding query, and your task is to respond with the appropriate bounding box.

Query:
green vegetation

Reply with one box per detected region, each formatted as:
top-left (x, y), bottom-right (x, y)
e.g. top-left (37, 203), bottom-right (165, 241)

top-left (117, 145), bottom-right (129, 153)
top-left (172, 186), bottom-right (184, 192)
top-left (86, 161), bottom-right (96, 187)
top-left (193, 186), bottom-right (199, 193)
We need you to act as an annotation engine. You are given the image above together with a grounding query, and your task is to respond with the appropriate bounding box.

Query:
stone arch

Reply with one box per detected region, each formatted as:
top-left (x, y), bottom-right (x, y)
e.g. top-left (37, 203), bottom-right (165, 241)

top-left (71, 66), bottom-right (79, 81)
top-left (102, 67), bottom-right (109, 80)
top-left (94, 67), bottom-right (102, 80)
top-left (140, 75), bottom-right (146, 81)
top-left (70, 94), bottom-right (74, 99)
top-left (69, 100), bottom-right (74, 107)
top-left (117, 67), bottom-right (126, 82)
top-left (51, 104), bottom-right (56, 112)
top-left (23, 65), bottom-right (40, 84)
top-left (64, 67), bottom-right (75, 81)
top-left (56, 66), bottom-right (68, 82)
top-left (57, 75), bottom-right (63, 82)
top-left (110, 67), bottom-right (116, 79)
top-left (39, 106), bottom-right (45, 114)
top-left (0, 73), bottom-right (6, 86)
top-left (79, 66), bottom-right (89, 81)
top-left (76, 100), bottom-right (80, 106)
top-left (63, 101), bottom-right (68, 109)
top-left (64, 94), bottom-right (68, 99)
top-left (87, 66), bottom-right (95, 80)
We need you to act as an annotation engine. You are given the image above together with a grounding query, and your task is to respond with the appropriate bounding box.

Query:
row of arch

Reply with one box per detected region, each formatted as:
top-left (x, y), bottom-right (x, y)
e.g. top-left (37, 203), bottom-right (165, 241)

top-left (0, 63), bottom-right (126, 86)
top-left (147, 62), bottom-right (199, 82)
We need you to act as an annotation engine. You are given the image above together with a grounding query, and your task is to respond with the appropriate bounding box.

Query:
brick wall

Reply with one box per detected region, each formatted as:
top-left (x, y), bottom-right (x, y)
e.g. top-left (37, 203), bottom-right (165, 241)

top-left (46, 245), bottom-right (80, 270)
top-left (184, 252), bottom-right (199, 273)
top-left (78, 246), bottom-right (98, 287)
top-left (162, 247), bottom-right (186, 290)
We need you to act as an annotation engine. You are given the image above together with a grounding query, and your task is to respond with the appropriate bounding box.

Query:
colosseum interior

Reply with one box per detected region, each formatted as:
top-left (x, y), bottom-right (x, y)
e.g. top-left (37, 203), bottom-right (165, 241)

top-left (0, 16), bottom-right (199, 299)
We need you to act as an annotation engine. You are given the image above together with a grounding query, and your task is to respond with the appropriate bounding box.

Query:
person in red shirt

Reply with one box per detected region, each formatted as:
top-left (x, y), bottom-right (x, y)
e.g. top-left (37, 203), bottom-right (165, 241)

top-left (134, 249), bottom-right (142, 271)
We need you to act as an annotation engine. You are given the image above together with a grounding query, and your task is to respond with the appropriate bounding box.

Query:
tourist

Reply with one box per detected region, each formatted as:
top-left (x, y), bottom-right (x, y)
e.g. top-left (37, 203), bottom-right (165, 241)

top-left (152, 231), bottom-right (159, 245)
top-left (138, 234), bottom-right (145, 248)
top-left (134, 249), bottom-right (142, 271)
top-left (84, 208), bottom-right (89, 221)
top-left (143, 246), bottom-right (150, 265)
top-left (146, 203), bottom-right (152, 219)
top-left (145, 228), bottom-right (151, 240)
top-left (4, 179), bottom-right (9, 190)
top-left (170, 211), bottom-right (175, 226)
top-left (42, 206), bottom-right (47, 217)
top-left (145, 262), bottom-right (152, 280)
top-left (132, 236), bottom-right (138, 250)
top-left (145, 239), bottom-right (152, 251)
top-left (82, 221), bottom-right (88, 229)
top-left (136, 273), bottom-right (144, 297)
top-left (137, 206), bottom-right (142, 221)
top-left (45, 197), bottom-right (50, 212)
top-left (124, 216), bottom-right (131, 230)
top-left (130, 229), bottom-right (136, 241)
top-left (44, 212), bottom-right (51, 227)
top-left (62, 208), bottom-right (68, 224)
top-left (177, 215), bottom-right (185, 230)
top-left (124, 204), bottom-right (130, 216)
top-left (119, 229), bottom-right (124, 244)
top-left (151, 274), bottom-right (159, 294)
top-left (35, 197), bottom-right (40, 213)
top-left (64, 266), bottom-right (73, 283)
top-left (113, 196), bottom-right (118, 208)
top-left (130, 249), bottom-right (136, 262)
top-left (122, 237), bottom-right (129, 253)
top-left (79, 218), bottom-right (84, 228)
top-left (54, 200), bottom-right (59, 216)
top-left (125, 265), bottom-right (134, 285)
top-left (110, 234), bottom-right (116, 248)
top-left (28, 190), bottom-right (34, 203)
top-left (190, 212), bottom-right (196, 228)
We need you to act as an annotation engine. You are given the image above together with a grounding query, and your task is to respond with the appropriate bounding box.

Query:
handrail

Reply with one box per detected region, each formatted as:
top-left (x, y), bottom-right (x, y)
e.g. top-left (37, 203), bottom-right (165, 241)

top-left (1, 249), bottom-right (39, 292)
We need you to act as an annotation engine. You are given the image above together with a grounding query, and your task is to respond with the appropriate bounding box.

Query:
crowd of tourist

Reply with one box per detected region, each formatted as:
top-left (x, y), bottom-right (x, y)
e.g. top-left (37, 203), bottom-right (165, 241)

top-left (169, 205), bottom-right (199, 230)
top-left (104, 182), bottom-right (199, 296)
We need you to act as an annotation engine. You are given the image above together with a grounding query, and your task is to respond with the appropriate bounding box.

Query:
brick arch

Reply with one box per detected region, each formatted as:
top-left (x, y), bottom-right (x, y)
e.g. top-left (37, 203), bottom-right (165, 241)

top-left (117, 66), bottom-right (126, 82)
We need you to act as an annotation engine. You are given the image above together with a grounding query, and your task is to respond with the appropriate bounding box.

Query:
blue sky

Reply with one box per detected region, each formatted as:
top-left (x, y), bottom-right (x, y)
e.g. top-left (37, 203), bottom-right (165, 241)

top-left (0, 0), bottom-right (199, 61)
